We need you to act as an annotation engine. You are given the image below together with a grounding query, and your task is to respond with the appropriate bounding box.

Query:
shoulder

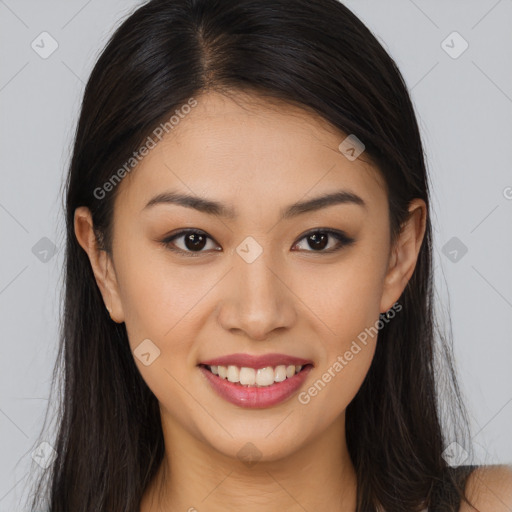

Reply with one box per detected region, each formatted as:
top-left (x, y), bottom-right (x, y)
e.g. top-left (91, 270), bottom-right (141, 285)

top-left (458, 464), bottom-right (512, 512)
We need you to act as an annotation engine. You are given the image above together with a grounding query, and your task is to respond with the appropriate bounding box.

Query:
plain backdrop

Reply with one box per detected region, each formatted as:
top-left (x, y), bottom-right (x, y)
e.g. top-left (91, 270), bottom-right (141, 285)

top-left (0, 0), bottom-right (511, 510)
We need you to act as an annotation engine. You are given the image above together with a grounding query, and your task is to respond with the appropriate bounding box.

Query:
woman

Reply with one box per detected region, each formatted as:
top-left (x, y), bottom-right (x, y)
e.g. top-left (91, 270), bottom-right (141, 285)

top-left (28, 0), bottom-right (512, 510)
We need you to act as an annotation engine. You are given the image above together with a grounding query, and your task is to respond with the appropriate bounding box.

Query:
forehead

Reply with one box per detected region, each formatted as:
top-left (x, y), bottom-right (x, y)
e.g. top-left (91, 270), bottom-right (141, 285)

top-left (114, 90), bottom-right (387, 216)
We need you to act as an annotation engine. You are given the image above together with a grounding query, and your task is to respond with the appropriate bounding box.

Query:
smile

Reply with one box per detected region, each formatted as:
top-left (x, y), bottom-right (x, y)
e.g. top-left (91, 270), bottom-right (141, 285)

top-left (198, 363), bottom-right (313, 408)
top-left (203, 363), bottom-right (306, 387)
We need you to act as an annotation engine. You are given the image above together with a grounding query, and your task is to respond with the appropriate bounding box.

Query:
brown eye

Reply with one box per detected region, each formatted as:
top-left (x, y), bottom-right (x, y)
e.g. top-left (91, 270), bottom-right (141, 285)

top-left (162, 229), bottom-right (220, 256)
top-left (292, 229), bottom-right (355, 253)
top-left (161, 228), bottom-right (354, 257)
top-left (180, 232), bottom-right (208, 251)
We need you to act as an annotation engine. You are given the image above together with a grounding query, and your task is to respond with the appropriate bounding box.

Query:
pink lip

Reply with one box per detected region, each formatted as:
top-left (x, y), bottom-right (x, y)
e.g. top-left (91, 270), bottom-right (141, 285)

top-left (199, 353), bottom-right (313, 369)
top-left (198, 364), bottom-right (313, 409)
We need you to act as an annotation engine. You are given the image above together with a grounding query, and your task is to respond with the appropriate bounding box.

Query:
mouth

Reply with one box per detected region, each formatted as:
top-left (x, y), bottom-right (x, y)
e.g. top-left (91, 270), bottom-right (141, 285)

top-left (198, 363), bottom-right (314, 388)
top-left (197, 362), bottom-right (314, 408)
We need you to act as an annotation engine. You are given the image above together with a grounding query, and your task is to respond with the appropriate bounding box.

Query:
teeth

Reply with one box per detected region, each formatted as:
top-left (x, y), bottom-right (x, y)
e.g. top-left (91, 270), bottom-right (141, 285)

top-left (239, 367), bottom-right (255, 385)
top-left (227, 365), bottom-right (240, 383)
top-left (206, 364), bottom-right (305, 387)
top-left (256, 366), bottom-right (274, 386)
top-left (274, 365), bottom-right (287, 382)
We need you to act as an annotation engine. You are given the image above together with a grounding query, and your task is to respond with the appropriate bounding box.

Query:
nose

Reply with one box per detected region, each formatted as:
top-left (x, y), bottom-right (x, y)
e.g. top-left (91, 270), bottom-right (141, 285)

top-left (216, 248), bottom-right (296, 341)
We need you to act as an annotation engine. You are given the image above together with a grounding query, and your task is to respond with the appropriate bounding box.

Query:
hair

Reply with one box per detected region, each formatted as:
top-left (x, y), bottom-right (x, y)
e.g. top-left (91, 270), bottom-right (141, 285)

top-left (25, 0), bottom-right (478, 511)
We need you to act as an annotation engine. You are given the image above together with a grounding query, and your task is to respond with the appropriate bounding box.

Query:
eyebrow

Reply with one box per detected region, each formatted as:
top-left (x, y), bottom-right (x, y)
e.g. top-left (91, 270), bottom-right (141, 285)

top-left (143, 189), bottom-right (366, 219)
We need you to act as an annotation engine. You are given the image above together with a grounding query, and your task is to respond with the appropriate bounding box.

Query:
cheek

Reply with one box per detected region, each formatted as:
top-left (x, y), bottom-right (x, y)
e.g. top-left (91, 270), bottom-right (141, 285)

top-left (297, 341), bottom-right (376, 434)
top-left (293, 247), bottom-right (386, 414)
top-left (299, 251), bottom-right (386, 338)
top-left (115, 244), bottom-right (218, 347)
top-left (297, 266), bottom-right (381, 420)
top-left (113, 247), bottom-right (217, 413)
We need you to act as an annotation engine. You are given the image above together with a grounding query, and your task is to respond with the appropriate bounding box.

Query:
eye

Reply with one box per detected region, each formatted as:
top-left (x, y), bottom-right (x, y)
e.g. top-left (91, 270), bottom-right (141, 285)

top-left (292, 228), bottom-right (355, 253)
top-left (161, 229), bottom-right (221, 257)
top-left (161, 228), bottom-right (355, 257)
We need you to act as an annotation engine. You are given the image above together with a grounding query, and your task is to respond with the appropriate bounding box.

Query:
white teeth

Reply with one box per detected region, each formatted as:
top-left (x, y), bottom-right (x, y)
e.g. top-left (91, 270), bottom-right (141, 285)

top-left (256, 367), bottom-right (275, 386)
top-left (239, 367), bottom-right (255, 385)
top-left (207, 363), bottom-right (305, 387)
top-left (274, 365), bottom-right (287, 382)
top-left (227, 365), bottom-right (240, 383)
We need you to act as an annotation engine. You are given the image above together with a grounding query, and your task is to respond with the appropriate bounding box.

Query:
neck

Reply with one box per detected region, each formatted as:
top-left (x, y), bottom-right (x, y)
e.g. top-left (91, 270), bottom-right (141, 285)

top-left (140, 411), bottom-right (358, 512)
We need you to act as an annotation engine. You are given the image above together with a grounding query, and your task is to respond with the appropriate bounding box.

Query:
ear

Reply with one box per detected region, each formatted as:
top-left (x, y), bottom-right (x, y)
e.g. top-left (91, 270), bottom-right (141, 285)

top-left (74, 206), bottom-right (125, 323)
top-left (379, 198), bottom-right (427, 313)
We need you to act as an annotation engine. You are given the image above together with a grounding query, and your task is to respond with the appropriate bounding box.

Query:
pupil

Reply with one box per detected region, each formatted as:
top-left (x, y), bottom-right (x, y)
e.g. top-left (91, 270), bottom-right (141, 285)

top-left (185, 233), bottom-right (206, 251)
top-left (309, 232), bottom-right (328, 250)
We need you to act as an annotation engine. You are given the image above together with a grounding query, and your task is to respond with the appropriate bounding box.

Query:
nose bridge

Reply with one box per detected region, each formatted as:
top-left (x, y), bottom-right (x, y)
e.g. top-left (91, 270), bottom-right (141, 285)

top-left (237, 245), bottom-right (279, 302)
top-left (217, 237), bottom-right (295, 339)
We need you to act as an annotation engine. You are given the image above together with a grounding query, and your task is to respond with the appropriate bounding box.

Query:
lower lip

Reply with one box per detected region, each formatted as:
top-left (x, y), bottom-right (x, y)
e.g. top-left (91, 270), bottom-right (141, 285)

top-left (198, 365), bottom-right (313, 409)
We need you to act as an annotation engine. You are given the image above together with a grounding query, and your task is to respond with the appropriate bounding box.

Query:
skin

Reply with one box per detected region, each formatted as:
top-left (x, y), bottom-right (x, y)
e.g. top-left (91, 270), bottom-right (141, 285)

top-left (74, 89), bottom-right (430, 511)
top-left (461, 465), bottom-right (512, 512)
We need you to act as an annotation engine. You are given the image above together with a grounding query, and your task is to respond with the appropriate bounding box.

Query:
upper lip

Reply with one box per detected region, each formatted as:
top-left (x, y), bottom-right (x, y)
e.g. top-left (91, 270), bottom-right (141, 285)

top-left (199, 353), bottom-right (314, 369)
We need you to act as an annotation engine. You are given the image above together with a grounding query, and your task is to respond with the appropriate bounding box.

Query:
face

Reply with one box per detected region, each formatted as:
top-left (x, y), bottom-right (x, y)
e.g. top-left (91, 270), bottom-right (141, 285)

top-left (75, 90), bottom-right (425, 463)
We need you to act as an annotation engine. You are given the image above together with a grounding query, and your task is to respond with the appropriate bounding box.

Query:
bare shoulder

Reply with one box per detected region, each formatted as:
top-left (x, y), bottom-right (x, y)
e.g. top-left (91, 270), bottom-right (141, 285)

top-left (459, 464), bottom-right (512, 512)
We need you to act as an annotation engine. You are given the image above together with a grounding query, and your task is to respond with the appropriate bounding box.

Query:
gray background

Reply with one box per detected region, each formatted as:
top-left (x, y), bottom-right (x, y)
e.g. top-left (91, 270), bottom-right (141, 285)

top-left (1, 0), bottom-right (511, 510)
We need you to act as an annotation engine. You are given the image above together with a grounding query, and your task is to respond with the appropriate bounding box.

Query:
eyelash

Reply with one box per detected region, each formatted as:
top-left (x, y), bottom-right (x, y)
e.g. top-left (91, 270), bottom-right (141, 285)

top-left (160, 228), bottom-right (355, 257)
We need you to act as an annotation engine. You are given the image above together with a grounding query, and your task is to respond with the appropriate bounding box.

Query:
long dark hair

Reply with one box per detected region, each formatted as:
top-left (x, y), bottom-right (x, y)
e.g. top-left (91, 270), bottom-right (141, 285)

top-left (26, 0), bottom-right (476, 510)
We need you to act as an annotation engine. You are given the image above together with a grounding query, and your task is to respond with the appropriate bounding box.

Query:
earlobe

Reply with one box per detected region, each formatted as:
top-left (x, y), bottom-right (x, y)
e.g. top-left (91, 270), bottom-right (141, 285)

top-left (379, 199), bottom-right (427, 313)
top-left (73, 207), bottom-right (125, 323)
